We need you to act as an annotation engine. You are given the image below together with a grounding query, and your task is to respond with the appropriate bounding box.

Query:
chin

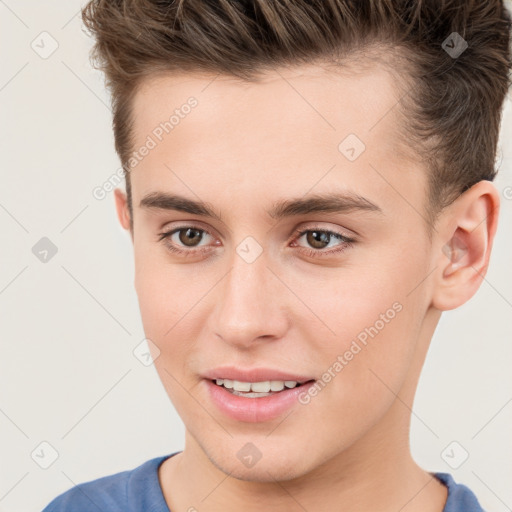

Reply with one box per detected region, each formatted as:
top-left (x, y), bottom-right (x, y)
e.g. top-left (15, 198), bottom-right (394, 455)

top-left (206, 443), bottom-right (311, 483)
top-left (221, 460), bottom-right (306, 483)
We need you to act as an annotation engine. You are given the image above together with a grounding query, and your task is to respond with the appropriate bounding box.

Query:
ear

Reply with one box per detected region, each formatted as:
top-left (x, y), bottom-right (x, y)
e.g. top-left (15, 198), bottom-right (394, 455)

top-left (114, 188), bottom-right (133, 242)
top-left (431, 180), bottom-right (500, 311)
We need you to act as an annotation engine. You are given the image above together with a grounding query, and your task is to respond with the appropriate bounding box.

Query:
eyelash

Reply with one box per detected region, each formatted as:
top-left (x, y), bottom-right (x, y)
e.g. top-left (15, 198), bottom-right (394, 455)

top-left (157, 224), bottom-right (355, 259)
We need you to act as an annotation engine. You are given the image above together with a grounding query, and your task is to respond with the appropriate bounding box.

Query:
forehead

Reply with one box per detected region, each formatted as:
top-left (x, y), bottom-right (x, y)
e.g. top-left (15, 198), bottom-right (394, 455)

top-left (131, 61), bottom-right (407, 147)
top-left (128, 61), bottom-right (424, 218)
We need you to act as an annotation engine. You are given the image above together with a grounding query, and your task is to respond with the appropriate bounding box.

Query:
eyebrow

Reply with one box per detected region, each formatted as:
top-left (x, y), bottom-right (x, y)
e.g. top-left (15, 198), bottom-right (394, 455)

top-left (139, 191), bottom-right (383, 221)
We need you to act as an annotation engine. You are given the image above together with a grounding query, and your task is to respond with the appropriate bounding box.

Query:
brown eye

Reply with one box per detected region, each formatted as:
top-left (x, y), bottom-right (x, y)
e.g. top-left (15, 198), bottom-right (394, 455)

top-left (305, 230), bottom-right (332, 249)
top-left (157, 225), bottom-right (215, 257)
top-left (178, 228), bottom-right (204, 247)
top-left (291, 226), bottom-right (356, 258)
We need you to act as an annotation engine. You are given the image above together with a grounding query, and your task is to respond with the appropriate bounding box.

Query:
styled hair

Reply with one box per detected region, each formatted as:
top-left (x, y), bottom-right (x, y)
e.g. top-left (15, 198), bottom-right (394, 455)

top-left (82, 0), bottom-right (512, 233)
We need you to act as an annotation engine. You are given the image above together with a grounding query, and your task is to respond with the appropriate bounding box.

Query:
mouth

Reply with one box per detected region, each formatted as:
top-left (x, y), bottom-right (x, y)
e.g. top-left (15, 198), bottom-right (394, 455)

top-left (205, 376), bottom-right (317, 422)
top-left (210, 378), bottom-right (315, 398)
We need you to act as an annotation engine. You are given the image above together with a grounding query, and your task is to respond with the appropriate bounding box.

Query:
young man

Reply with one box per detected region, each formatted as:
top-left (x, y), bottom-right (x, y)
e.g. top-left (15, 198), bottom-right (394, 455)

top-left (42, 1), bottom-right (511, 511)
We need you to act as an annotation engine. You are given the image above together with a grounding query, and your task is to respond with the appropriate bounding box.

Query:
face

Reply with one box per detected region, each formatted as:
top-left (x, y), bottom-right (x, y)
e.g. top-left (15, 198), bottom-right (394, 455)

top-left (119, 62), bottom-right (440, 482)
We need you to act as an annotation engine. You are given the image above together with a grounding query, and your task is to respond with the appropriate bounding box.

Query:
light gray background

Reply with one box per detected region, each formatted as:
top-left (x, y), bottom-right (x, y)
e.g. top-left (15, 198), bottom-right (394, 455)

top-left (1, 2), bottom-right (511, 511)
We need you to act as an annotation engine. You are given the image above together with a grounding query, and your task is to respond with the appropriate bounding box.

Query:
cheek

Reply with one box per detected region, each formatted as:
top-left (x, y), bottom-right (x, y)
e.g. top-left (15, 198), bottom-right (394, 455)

top-left (289, 266), bottom-right (425, 449)
top-left (133, 242), bottom-right (202, 336)
top-left (292, 250), bottom-right (427, 395)
top-left (133, 249), bottom-right (202, 411)
top-left (132, 244), bottom-right (219, 399)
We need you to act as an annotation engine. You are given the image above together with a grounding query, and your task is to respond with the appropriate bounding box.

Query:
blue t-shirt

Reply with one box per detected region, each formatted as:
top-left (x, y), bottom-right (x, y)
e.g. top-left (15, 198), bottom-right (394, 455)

top-left (41, 451), bottom-right (486, 511)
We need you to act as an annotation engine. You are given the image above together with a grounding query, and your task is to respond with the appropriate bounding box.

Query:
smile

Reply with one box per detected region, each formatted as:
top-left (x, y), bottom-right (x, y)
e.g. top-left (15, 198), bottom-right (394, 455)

top-left (205, 378), bottom-right (316, 422)
top-left (213, 378), bottom-right (305, 397)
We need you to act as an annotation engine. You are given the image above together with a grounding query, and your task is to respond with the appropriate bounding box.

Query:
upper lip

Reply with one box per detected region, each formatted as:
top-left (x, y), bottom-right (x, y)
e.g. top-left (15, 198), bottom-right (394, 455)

top-left (203, 366), bottom-right (315, 383)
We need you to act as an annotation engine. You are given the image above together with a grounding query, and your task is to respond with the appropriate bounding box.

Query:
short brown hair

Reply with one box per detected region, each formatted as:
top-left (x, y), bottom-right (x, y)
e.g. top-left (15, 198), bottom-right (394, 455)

top-left (82, 0), bottom-right (512, 233)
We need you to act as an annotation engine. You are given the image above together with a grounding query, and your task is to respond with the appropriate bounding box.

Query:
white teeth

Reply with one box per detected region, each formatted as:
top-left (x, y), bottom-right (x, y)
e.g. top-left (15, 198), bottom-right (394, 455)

top-left (250, 381), bottom-right (271, 393)
top-left (214, 379), bottom-right (301, 392)
top-left (233, 380), bottom-right (252, 392)
top-left (270, 381), bottom-right (285, 391)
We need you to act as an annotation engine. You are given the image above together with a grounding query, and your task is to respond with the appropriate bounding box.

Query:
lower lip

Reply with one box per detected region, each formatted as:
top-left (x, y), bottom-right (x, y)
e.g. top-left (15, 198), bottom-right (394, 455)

top-left (204, 379), bottom-right (316, 423)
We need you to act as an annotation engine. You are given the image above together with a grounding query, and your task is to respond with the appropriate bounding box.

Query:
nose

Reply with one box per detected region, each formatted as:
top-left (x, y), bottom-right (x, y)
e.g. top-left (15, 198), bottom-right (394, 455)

top-left (210, 249), bottom-right (289, 349)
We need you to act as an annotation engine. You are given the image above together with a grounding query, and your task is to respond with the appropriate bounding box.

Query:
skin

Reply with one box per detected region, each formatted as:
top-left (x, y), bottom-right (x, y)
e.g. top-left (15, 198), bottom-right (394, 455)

top-left (114, 61), bottom-right (499, 512)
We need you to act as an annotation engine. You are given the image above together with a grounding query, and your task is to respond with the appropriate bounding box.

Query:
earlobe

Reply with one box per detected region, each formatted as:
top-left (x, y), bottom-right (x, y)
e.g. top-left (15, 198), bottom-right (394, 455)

top-left (431, 181), bottom-right (500, 311)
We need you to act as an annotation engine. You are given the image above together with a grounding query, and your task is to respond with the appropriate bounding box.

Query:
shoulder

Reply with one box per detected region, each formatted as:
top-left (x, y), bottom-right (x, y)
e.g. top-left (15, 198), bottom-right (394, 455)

top-left (41, 454), bottom-right (174, 512)
top-left (435, 472), bottom-right (487, 512)
top-left (41, 467), bottom-right (132, 512)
